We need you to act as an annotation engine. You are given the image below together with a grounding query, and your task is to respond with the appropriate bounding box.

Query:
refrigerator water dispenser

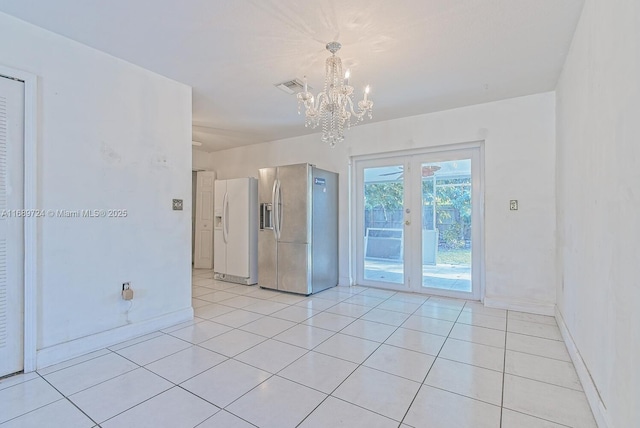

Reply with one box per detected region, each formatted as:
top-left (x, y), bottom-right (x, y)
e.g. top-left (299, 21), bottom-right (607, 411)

top-left (260, 203), bottom-right (273, 230)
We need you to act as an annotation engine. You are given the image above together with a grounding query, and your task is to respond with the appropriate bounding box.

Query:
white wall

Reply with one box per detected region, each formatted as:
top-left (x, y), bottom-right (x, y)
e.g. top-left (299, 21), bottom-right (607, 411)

top-left (555, 1), bottom-right (640, 426)
top-left (204, 92), bottom-right (557, 312)
top-left (0, 13), bottom-right (193, 366)
top-left (192, 149), bottom-right (213, 171)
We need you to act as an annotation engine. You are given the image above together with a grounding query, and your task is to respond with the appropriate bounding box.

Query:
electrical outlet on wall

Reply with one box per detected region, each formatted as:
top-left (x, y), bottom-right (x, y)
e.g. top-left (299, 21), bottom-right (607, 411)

top-left (510, 200), bottom-right (518, 210)
top-left (122, 282), bottom-right (134, 300)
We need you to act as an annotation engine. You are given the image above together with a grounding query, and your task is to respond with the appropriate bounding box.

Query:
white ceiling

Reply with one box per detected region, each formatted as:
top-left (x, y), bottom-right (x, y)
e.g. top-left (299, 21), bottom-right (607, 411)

top-left (0, 0), bottom-right (584, 152)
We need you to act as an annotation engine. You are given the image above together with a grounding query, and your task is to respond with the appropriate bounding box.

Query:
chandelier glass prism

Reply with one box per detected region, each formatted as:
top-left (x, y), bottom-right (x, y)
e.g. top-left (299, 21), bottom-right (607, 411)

top-left (297, 41), bottom-right (373, 147)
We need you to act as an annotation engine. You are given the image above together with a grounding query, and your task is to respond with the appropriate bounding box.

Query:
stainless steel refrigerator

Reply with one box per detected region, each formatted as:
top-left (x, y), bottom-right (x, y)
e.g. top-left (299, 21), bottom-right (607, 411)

top-left (258, 163), bottom-right (338, 295)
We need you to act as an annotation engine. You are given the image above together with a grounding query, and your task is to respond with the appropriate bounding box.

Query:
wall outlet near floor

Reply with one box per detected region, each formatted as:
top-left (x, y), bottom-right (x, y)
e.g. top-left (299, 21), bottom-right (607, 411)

top-left (122, 282), bottom-right (134, 300)
top-left (510, 200), bottom-right (519, 210)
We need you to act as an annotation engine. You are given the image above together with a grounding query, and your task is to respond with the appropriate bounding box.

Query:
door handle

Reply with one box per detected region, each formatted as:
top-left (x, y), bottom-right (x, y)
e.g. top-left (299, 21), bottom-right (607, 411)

top-left (271, 179), bottom-right (278, 239)
top-left (275, 180), bottom-right (282, 240)
top-left (224, 192), bottom-right (230, 242)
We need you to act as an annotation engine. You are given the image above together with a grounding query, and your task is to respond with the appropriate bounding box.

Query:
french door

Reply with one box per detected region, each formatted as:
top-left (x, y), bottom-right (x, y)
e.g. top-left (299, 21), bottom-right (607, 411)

top-left (354, 146), bottom-right (482, 300)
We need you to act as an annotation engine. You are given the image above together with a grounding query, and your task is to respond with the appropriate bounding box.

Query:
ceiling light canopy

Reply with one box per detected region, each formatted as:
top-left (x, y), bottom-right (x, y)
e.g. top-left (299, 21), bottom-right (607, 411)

top-left (297, 42), bottom-right (373, 147)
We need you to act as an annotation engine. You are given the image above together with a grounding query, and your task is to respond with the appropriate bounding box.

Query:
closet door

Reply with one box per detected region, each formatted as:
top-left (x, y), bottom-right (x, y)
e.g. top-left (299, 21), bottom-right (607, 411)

top-left (194, 171), bottom-right (215, 269)
top-left (0, 75), bottom-right (25, 377)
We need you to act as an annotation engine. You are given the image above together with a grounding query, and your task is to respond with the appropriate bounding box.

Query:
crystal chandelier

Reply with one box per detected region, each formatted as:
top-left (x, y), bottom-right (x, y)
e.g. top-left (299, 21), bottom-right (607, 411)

top-left (297, 42), bottom-right (373, 147)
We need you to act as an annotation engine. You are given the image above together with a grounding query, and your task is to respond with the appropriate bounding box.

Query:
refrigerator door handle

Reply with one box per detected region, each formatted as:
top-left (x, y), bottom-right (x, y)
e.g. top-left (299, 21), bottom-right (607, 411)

top-left (276, 181), bottom-right (283, 239)
top-left (222, 192), bottom-right (229, 243)
top-left (274, 179), bottom-right (282, 240)
top-left (271, 179), bottom-right (278, 239)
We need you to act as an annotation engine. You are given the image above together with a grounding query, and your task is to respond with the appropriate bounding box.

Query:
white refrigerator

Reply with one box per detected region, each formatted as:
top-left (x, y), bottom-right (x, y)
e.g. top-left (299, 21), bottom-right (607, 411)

top-left (213, 177), bottom-right (258, 285)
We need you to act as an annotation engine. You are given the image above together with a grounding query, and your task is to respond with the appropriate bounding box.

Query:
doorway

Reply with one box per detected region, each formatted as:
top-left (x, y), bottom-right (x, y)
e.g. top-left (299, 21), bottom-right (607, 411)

top-left (354, 145), bottom-right (483, 300)
top-left (0, 75), bottom-right (25, 377)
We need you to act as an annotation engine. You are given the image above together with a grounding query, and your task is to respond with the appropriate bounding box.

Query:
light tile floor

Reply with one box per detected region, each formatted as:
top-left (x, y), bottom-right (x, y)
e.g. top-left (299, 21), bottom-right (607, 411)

top-left (0, 269), bottom-right (597, 428)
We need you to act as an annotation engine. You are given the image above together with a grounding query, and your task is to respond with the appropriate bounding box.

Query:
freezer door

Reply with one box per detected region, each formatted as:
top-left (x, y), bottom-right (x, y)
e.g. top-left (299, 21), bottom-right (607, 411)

top-left (277, 164), bottom-right (311, 244)
top-left (226, 178), bottom-right (251, 277)
top-left (311, 168), bottom-right (339, 293)
top-left (213, 180), bottom-right (226, 273)
top-left (258, 168), bottom-right (277, 205)
top-left (277, 242), bottom-right (312, 294)
top-left (258, 168), bottom-right (277, 289)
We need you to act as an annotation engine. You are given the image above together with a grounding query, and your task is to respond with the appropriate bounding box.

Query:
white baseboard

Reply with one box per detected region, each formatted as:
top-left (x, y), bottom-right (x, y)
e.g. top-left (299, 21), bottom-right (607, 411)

top-left (555, 308), bottom-right (611, 428)
top-left (483, 296), bottom-right (555, 316)
top-left (36, 307), bottom-right (193, 370)
top-left (338, 276), bottom-right (352, 287)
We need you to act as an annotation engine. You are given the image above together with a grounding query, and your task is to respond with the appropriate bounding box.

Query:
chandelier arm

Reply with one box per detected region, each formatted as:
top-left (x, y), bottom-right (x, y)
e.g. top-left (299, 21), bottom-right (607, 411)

top-left (347, 98), bottom-right (360, 118)
top-left (314, 91), bottom-right (328, 110)
top-left (346, 96), bottom-right (366, 121)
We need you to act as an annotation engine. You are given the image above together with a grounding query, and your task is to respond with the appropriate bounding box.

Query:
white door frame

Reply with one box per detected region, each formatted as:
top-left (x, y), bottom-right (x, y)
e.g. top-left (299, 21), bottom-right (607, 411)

top-left (351, 141), bottom-right (485, 300)
top-left (0, 65), bottom-right (38, 372)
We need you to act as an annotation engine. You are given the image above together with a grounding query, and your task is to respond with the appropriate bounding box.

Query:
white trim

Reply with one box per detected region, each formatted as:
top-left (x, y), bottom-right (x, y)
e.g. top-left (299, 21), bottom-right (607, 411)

top-left (36, 307), bottom-right (193, 370)
top-left (348, 157), bottom-right (357, 286)
top-left (345, 160), bottom-right (354, 286)
top-left (555, 308), bottom-right (611, 428)
top-left (0, 64), bottom-right (38, 373)
top-left (477, 144), bottom-right (486, 302)
top-left (351, 140), bottom-right (484, 163)
top-left (483, 296), bottom-right (555, 316)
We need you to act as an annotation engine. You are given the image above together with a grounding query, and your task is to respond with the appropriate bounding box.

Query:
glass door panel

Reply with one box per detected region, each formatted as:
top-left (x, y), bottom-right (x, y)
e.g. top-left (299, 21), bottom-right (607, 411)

top-left (420, 159), bottom-right (472, 293)
top-left (363, 164), bottom-right (405, 285)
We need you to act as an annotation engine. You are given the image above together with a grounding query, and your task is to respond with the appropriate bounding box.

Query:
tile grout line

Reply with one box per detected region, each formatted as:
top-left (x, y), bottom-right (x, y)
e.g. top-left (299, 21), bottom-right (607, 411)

top-left (35, 349), bottom-right (112, 377)
top-left (219, 290), bottom-right (399, 420)
top-left (397, 296), bottom-right (466, 427)
top-left (214, 286), bottom-right (497, 425)
top-left (205, 275), bottom-right (510, 420)
top-left (36, 371), bottom-right (101, 427)
top-left (501, 408), bottom-right (574, 428)
top-left (189, 291), bottom-right (375, 421)
top-left (502, 371), bottom-right (588, 393)
top-left (215, 288), bottom-right (438, 425)
top-left (293, 293), bottom-right (426, 427)
top-left (192, 407), bottom-right (258, 428)
top-left (38, 353), bottom-right (141, 398)
top-left (95, 368), bottom-right (176, 426)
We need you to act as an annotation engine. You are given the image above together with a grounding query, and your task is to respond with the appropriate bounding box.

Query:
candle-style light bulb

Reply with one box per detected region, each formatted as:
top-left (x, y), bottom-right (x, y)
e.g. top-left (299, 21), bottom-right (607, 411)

top-left (364, 85), bottom-right (370, 101)
top-left (303, 76), bottom-right (308, 93)
top-left (344, 69), bottom-right (350, 86)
